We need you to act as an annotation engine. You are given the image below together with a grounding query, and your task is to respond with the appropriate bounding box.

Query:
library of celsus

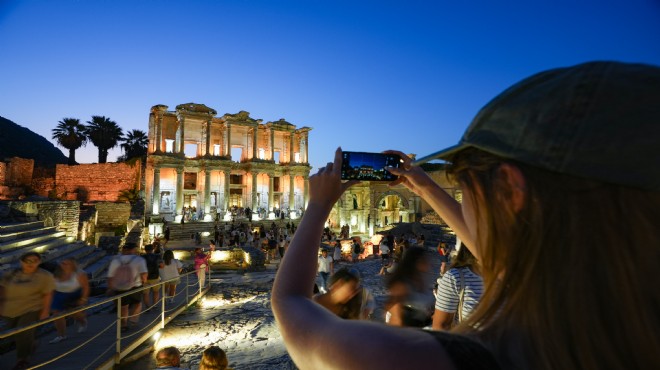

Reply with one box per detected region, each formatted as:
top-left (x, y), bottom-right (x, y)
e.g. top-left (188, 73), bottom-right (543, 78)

top-left (145, 103), bottom-right (312, 223)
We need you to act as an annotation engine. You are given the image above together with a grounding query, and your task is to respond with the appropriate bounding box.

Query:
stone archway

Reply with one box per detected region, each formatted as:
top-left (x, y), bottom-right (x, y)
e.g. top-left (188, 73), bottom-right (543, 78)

top-left (375, 190), bottom-right (410, 226)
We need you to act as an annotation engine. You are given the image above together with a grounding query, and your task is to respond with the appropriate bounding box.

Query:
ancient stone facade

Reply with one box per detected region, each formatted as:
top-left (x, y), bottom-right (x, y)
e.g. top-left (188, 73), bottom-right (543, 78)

top-left (328, 164), bottom-right (461, 234)
top-left (145, 103), bottom-right (312, 222)
top-left (55, 161), bottom-right (141, 202)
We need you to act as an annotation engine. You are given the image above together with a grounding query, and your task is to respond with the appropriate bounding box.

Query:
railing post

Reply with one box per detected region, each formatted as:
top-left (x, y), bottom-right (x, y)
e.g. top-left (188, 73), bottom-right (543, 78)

top-left (161, 283), bottom-right (166, 329)
top-left (115, 295), bottom-right (122, 364)
top-left (186, 272), bottom-right (189, 304)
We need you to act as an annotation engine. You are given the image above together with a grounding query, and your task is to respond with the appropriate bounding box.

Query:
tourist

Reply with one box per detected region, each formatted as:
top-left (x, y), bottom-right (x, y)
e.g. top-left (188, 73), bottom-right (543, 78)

top-left (194, 243), bottom-right (214, 290)
top-left (313, 267), bottom-right (370, 320)
top-left (378, 237), bottom-right (390, 265)
top-left (433, 244), bottom-right (483, 331)
top-left (49, 257), bottom-right (90, 344)
top-left (159, 250), bottom-right (183, 301)
top-left (271, 62), bottom-right (660, 369)
top-left (155, 346), bottom-right (186, 369)
top-left (333, 241), bottom-right (342, 262)
top-left (163, 225), bottom-right (171, 247)
top-left (384, 247), bottom-right (435, 327)
top-left (350, 238), bottom-right (361, 263)
top-left (199, 345), bottom-right (231, 370)
top-left (107, 243), bottom-right (148, 332)
top-left (0, 252), bottom-right (55, 370)
top-left (316, 249), bottom-right (333, 293)
top-left (436, 242), bottom-right (449, 275)
top-left (378, 256), bottom-right (398, 276)
top-left (142, 244), bottom-right (162, 311)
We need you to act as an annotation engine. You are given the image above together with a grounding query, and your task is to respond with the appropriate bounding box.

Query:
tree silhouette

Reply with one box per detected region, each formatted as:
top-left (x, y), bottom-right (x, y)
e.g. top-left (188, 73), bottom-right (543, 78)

top-left (52, 118), bottom-right (87, 165)
top-left (85, 116), bottom-right (123, 163)
top-left (119, 129), bottom-right (148, 161)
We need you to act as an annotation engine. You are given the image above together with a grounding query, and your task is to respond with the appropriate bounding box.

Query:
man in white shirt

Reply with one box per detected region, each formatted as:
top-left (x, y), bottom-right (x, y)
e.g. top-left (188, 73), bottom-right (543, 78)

top-left (317, 249), bottom-right (334, 293)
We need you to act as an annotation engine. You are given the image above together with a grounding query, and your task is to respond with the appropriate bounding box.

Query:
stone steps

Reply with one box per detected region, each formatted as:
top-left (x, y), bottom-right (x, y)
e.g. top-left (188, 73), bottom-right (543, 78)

top-left (0, 220), bottom-right (45, 234)
top-left (0, 236), bottom-right (71, 265)
top-left (0, 225), bottom-right (59, 244)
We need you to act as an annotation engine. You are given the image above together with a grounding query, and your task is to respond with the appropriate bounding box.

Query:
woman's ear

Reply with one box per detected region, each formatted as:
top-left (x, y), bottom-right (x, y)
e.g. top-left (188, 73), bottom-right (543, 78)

top-left (498, 163), bottom-right (527, 213)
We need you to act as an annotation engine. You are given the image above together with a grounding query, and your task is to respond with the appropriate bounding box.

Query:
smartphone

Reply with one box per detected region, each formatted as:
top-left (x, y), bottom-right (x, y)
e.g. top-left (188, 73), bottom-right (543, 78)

top-left (341, 151), bottom-right (403, 181)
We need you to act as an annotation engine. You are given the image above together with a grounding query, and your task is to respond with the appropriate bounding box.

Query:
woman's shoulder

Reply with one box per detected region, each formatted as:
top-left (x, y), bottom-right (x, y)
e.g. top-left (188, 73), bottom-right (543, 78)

top-left (424, 331), bottom-right (502, 370)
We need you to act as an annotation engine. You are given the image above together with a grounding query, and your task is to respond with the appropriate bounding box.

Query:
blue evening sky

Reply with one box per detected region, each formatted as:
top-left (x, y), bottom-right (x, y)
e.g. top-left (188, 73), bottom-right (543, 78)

top-left (1, 0), bottom-right (659, 171)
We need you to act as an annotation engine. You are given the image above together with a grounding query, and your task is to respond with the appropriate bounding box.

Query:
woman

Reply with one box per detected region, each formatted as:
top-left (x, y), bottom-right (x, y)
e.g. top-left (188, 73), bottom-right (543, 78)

top-left (0, 252), bottom-right (55, 370)
top-left (313, 268), bottom-right (371, 320)
top-left (199, 345), bottom-right (230, 370)
top-left (271, 62), bottom-right (660, 369)
top-left (159, 250), bottom-right (183, 299)
top-left (384, 247), bottom-right (435, 327)
top-left (432, 245), bottom-right (483, 331)
top-left (193, 244), bottom-right (214, 289)
top-left (333, 241), bottom-right (342, 262)
top-left (49, 257), bottom-right (90, 343)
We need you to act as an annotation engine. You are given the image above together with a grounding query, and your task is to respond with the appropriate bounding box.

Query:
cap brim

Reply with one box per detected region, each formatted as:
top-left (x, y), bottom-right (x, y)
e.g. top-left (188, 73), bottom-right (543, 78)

top-left (412, 143), bottom-right (467, 166)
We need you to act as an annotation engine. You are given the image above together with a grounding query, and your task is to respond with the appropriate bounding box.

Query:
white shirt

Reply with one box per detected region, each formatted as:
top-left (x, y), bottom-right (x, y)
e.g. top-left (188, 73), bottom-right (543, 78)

top-left (317, 255), bottom-right (333, 273)
top-left (159, 259), bottom-right (183, 281)
top-left (108, 254), bottom-right (148, 288)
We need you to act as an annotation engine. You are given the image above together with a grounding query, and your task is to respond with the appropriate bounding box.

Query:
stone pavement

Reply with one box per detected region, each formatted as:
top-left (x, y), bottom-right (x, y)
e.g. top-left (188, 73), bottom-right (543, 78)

top-left (122, 247), bottom-right (442, 370)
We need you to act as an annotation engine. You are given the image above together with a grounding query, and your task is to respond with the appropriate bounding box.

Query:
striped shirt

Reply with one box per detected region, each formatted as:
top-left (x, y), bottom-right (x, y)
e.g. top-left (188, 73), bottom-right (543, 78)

top-left (435, 267), bottom-right (483, 322)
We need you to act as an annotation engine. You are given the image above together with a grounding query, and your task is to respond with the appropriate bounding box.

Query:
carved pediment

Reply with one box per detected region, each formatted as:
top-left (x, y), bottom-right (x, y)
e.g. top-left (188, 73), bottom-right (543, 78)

top-left (223, 110), bottom-right (262, 125)
top-left (175, 103), bottom-right (217, 116)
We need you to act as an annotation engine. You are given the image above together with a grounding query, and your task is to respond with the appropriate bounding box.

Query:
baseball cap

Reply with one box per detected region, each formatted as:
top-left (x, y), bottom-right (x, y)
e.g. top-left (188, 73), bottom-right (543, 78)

top-left (413, 61), bottom-right (660, 190)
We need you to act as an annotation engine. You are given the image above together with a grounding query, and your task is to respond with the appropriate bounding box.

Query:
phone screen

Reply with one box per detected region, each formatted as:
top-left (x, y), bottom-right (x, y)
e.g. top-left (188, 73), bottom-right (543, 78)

top-left (340, 151), bottom-right (402, 181)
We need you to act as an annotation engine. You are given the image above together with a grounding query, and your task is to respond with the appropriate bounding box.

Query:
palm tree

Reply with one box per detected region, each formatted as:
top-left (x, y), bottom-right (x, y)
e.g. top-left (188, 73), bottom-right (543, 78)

top-left (52, 118), bottom-right (87, 165)
top-left (85, 116), bottom-right (123, 163)
top-left (120, 129), bottom-right (148, 161)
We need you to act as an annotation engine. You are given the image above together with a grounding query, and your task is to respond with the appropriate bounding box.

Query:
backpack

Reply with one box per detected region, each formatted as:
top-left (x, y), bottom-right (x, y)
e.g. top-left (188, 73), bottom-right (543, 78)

top-left (112, 256), bottom-right (137, 291)
top-left (143, 254), bottom-right (160, 279)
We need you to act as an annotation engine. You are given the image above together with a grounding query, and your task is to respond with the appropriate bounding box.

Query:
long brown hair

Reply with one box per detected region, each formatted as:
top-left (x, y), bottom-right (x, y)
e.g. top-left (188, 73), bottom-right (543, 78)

top-left (447, 147), bottom-right (660, 369)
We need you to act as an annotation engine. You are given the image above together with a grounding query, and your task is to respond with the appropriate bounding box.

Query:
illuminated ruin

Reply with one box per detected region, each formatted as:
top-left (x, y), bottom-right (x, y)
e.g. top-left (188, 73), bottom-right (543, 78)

top-left (145, 103), bottom-right (312, 224)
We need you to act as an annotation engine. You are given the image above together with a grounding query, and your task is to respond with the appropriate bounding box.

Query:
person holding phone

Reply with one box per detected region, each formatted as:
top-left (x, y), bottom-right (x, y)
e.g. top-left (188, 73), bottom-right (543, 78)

top-left (271, 62), bottom-right (660, 369)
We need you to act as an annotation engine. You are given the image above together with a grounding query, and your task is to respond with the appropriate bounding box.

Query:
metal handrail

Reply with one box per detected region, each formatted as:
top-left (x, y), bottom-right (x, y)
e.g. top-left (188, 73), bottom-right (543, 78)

top-left (0, 265), bottom-right (212, 369)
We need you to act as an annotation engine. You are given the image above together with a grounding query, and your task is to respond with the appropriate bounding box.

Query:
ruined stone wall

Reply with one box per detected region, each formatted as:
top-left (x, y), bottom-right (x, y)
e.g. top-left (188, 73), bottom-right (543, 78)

top-left (31, 177), bottom-right (56, 198)
top-left (56, 161), bottom-right (141, 202)
top-left (6, 157), bottom-right (34, 187)
top-left (0, 200), bottom-right (80, 238)
top-left (0, 162), bottom-right (6, 185)
top-left (95, 202), bottom-right (132, 231)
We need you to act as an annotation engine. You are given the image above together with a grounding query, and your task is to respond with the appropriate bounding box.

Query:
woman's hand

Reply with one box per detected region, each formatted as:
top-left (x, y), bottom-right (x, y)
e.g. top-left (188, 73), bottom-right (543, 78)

top-left (384, 150), bottom-right (438, 196)
top-left (308, 147), bottom-right (358, 211)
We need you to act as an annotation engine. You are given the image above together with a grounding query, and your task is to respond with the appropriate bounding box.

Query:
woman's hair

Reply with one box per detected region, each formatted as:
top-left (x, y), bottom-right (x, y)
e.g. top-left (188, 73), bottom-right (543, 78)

top-left (447, 147), bottom-right (660, 369)
top-left (385, 246), bottom-right (429, 289)
top-left (328, 268), bottom-right (363, 320)
top-left (448, 244), bottom-right (478, 270)
top-left (199, 345), bottom-right (228, 370)
top-left (163, 250), bottom-right (174, 265)
top-left (20, 251), bottom-right (41, 263)
top-left (54, 257), bottom-right (79, 279)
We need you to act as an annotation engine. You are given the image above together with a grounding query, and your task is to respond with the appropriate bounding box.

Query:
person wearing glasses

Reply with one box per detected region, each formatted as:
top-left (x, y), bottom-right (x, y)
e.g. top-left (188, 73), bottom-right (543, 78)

top-left (0, 252), bottom-right (55, 370)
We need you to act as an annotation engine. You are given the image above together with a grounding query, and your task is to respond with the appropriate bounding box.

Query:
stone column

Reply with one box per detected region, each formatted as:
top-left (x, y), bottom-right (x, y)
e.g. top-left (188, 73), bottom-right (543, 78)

top-left (252, 172), bottom-right (258, 209)
top-left (152, 167), bottom-right (161, 215)
top-left (175, 168), bottom-right (184, 220)
top-left (204, 168), bottom-right (211, 219)
top-left (156, 115), bottom-right (163, 153)
top-left (205, 119), bottom-right (212, 156)
top-left (252, 128), bottom-right (258, 160)
top-left (224, 171), bottom-right (230, 210)
top-left (178, 117), bottom-right (186, 154)
top-left (289, 133), bottom-right (295, 163)
top-left (226, 123), bottom-right (232, 157)
top-left (270, 129), bottom-right (275, 161)
top-left (268, 176), bottom-right (274, 213)
top-left (303, 178), bottom-right (309, 210)
top-left (289, 175), bottom-right (295, 210)
top-left (304, 134), bottom-right (309, 163)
